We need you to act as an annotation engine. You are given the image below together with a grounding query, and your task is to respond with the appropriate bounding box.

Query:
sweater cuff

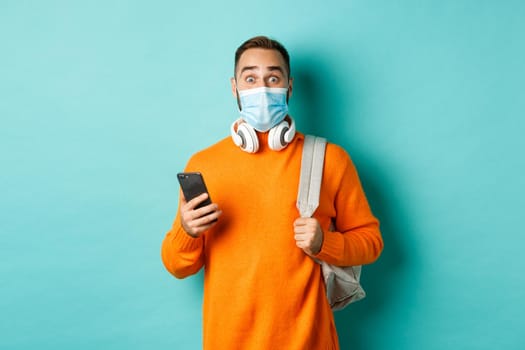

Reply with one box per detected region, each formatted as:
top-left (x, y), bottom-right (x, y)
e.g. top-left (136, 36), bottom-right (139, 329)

top-left (314, 230), bottom-right (343, 263)
top-left (172, 226), bottom-right (203, 251)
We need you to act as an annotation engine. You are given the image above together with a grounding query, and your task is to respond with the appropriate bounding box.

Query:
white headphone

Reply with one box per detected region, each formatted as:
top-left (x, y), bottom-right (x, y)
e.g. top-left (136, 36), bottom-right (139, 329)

top-left (230, 117), bottom-right (296, 153)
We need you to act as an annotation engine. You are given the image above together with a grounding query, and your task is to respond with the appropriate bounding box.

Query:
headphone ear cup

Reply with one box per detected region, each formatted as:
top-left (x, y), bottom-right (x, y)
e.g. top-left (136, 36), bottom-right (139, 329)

top-left (268, 120), bottom-right (290, 151)
top-left (230, 119), bottom-right (244, 147)
top-left (237, 123), bottom-right (259, 153)
top-left (283, 117), bottom-right (295, 143)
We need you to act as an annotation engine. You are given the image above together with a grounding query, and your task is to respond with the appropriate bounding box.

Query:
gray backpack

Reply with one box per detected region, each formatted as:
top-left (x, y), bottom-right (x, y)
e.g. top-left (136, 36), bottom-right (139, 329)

top-left (296, 135), bottom-right (366, 311)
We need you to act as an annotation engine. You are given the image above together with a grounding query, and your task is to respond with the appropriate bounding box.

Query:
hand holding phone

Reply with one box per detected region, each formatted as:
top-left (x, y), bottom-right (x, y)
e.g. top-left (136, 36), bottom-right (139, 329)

top-left (177, 172), bottom-right (219, 236)
top-left (177, 172), bottom-right (214, 209)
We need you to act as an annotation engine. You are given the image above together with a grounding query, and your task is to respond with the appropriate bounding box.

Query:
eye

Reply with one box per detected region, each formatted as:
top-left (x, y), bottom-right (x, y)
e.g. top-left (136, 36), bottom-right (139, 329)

top-left (268, 76), bottom-right (280, 84)
top-left (245, 76), bottom-right (255, 84)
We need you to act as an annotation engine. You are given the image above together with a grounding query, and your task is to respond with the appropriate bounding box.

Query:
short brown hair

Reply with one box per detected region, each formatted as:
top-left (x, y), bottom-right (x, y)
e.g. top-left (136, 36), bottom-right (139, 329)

top-left (234, 36), bottom-right (291, 79)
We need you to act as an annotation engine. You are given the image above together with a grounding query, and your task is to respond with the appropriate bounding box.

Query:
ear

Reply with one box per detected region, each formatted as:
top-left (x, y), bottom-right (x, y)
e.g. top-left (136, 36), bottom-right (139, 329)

top-left (231, 77), bottom-right (238, 98)
top-left (287, 77), bottom-right (294, 99)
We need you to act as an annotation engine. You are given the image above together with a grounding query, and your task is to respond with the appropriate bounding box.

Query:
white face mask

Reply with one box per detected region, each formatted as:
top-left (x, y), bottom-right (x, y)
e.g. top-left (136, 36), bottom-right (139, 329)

top-left (238, 87), bottom-right (289, 132)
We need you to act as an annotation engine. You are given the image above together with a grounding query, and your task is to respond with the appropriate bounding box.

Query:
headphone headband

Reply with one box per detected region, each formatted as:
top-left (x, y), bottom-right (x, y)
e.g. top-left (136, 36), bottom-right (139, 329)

top-left (230, 117), bottom-right (296, 153)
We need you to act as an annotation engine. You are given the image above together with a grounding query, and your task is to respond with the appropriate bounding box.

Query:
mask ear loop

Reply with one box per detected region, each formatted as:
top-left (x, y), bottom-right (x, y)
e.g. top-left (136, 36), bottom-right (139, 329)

top-left (236, 90), bottom-right (242, 111)
top-left (234, 77), bottom-right (243, 111)
top-left (286, 79), bottom-right (291, 104)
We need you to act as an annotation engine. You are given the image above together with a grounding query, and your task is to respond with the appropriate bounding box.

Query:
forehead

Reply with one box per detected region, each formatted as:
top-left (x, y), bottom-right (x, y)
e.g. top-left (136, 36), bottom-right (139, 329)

top-left (236, 48), bottom-right (286, 75)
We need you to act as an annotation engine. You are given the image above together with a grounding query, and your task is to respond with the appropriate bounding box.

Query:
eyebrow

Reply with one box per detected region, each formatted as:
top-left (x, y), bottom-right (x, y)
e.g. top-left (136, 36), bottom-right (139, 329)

top-left (267, 66), bottom-right (285, 75)
top-left (240, 66), bottom-right (258, 75)
top-left (239, 65), bottom-right (285, 76)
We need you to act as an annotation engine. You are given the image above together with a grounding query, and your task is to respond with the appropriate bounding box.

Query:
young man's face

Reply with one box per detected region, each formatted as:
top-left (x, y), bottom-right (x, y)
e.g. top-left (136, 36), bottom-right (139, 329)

top-left (231, 48), bottom-right (293, 97)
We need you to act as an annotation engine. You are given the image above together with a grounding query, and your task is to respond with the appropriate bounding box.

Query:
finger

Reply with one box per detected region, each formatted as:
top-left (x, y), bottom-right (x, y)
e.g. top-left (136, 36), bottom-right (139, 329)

top-left (194, 210), bottom-right (222, 227)
top-left (294, 233), bottom-right (313, 243)
top-left (293, 217), bottom-right (309, 226)
top-left (293, 226), bottom-right (310, 235)
top-left (191, 202), bottom-right (219, 220)
top-left (184, 202), bottom-right (221, 226)
top-left (294, 224), bottom-right (316, 235)
top-left (294, 217), bottom-right (319, 229)
top-left (186, 210), bottom-right (222, 235)
top-left (184, 193), bottom-right (210, 210)
top-left (182, 214), bottom-right (218, 236)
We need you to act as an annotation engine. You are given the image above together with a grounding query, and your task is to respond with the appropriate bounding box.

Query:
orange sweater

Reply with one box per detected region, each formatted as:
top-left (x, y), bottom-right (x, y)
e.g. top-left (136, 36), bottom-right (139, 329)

top-left (161, 132), bottom-right (383, 350)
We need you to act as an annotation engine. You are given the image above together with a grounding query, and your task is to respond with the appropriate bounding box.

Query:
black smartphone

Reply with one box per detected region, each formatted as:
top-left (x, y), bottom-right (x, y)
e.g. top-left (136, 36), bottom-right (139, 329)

top-left (177, 172), bottom-right (213, 209)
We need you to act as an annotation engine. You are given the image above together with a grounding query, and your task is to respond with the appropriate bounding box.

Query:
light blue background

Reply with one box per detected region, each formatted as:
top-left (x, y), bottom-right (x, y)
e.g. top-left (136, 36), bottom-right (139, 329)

top-left (1, 1), bottom-right (524, 349)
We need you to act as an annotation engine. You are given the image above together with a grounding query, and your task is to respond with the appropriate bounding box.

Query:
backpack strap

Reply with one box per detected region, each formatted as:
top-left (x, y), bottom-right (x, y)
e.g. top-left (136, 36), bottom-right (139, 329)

top-left (297, 135), bottom-right (327, 218)
top-left (296, 134), bottom-right (366, 310)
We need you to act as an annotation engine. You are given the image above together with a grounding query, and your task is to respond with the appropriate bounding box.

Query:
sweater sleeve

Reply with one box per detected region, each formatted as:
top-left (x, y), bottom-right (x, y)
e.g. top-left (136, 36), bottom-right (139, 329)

top-left (314, 145), bottom-right (383, 267)
top-left (161, 153), bottom-right (209, 278)
top-left (161, 211), bottom-right (205, 279)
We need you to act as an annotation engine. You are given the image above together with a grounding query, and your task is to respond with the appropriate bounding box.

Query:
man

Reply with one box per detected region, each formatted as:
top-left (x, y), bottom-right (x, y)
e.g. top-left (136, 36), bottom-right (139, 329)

top-left (161, 36), bottom-right (383, 350)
